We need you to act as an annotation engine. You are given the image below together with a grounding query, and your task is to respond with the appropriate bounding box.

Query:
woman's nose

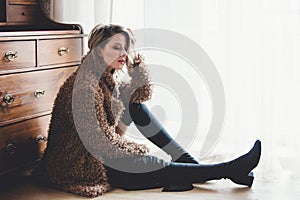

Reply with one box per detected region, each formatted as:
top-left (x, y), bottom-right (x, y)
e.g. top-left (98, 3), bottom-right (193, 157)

top-left (120, 49), bottom-right (127, 57)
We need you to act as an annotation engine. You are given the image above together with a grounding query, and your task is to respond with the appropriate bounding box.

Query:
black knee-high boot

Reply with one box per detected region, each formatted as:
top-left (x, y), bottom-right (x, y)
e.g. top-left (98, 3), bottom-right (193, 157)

top-left (127, 103), bottom-right (199, 164)
top-left (160, 140), bottom-right (261, 189)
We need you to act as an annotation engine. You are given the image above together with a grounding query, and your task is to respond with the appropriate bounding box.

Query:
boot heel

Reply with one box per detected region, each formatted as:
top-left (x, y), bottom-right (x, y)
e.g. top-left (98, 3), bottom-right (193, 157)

top-left (230, 172), bottom-right (254, 187)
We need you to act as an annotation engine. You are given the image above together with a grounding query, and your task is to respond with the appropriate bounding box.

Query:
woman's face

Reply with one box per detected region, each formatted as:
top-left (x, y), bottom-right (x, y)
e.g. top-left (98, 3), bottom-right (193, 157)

top-left (99, 33), bottom-right (128, 71)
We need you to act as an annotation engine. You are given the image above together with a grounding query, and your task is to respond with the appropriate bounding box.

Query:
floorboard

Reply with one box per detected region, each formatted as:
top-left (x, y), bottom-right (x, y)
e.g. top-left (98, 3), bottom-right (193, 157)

top-left (0, 177), bottom-right (299, 200)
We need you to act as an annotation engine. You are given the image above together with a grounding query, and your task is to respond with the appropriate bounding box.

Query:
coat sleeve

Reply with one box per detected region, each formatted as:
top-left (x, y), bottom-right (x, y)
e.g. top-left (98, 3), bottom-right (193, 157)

top-left (72, 76), bottom-right (149, 160)
top-left (119, 55), bottom-right (153, 106)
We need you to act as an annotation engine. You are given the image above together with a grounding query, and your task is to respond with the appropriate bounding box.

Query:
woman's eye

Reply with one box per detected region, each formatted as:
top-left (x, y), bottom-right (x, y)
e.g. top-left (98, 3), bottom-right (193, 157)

top-left (113, 46), bottom-right (121, 50)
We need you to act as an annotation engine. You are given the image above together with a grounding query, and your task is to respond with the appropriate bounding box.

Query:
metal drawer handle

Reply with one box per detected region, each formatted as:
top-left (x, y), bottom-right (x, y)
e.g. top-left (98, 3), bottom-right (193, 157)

top-left (34, 90), bottom-right (45, 98)
top-left (4, 51), bottom-right (18, 61)
top-left (35, 135), bottom-right (47, 144)
top-left (3, 94), bottom-right (14, 105)
top-left (6, 143), bottom-right (17, 155)
top-left (58, 47), bottom-right (69, 56)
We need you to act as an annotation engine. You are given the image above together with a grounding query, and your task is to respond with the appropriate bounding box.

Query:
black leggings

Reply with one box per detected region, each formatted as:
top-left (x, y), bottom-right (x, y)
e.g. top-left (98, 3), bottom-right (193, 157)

top-left (104, 103), bottom-right (220, 190)
top-left (104, 153), bottom-right (235, 191)
top-left (104, 156), bottom-right (169, 190)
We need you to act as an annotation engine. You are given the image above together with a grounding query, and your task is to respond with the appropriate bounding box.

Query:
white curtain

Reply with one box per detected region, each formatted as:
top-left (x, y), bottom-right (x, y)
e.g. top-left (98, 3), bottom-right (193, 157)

top-left (51, 0), bottom-right (300, 180)
top-left (51, 0), bottom-right (112, 33)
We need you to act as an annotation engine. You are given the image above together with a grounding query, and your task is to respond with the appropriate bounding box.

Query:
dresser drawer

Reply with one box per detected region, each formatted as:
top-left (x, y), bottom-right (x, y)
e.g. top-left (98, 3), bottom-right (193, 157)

top-left (38, 38), bottom-right (82, 66)
top-left (7, 4), bottom-right (37, 23)
top-left (0, 115), bottom-right (50, 173)
top-left (0, 67), bottom-right (77, 124)
top-left (0, 41), bottom-right (36, 71)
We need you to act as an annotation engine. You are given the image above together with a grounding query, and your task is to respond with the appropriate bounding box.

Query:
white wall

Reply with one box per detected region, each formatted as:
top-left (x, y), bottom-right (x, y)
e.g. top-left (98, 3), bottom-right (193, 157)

top-left (112, 0), bottom-right (300, 178)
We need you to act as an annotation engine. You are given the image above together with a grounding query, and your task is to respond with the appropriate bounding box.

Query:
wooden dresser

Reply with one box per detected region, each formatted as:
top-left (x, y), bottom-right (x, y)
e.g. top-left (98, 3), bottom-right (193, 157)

top-left (0, 0), bottom-right (84, 176)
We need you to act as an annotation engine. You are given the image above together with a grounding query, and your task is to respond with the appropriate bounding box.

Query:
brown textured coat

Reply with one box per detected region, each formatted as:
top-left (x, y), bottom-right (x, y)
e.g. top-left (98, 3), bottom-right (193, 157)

top-left (35, 52), bottom-right (152, 198)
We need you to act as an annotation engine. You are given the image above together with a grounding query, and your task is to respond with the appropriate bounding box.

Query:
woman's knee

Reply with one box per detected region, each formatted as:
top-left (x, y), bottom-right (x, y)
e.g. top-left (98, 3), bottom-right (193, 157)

top-left (129, 103), bottom-right (151, 126)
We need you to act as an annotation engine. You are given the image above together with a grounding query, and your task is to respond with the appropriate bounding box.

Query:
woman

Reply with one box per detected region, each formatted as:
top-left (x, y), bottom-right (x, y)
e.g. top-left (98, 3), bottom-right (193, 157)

top-left (35, 24), bottom-right (261, 198)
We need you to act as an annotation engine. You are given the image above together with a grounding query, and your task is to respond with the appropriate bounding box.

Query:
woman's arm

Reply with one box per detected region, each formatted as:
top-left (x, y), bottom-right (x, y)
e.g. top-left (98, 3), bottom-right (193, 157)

top-left (72, 74), bottom-right (149, 159)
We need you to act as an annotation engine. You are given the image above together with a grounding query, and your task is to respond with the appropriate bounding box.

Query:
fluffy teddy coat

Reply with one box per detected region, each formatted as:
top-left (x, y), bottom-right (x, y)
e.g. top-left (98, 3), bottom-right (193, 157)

top-left (35, 51), bottom-right (153, 198)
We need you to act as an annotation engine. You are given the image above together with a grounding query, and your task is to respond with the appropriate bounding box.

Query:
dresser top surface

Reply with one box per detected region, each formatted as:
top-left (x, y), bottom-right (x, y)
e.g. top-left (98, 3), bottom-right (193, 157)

top-left (0, 31), bottom-right (87, 41)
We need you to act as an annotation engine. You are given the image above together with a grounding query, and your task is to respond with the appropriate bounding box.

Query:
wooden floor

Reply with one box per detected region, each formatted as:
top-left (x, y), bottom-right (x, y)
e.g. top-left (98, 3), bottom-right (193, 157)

top-left (0, 176), bottom-right (299, 200)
